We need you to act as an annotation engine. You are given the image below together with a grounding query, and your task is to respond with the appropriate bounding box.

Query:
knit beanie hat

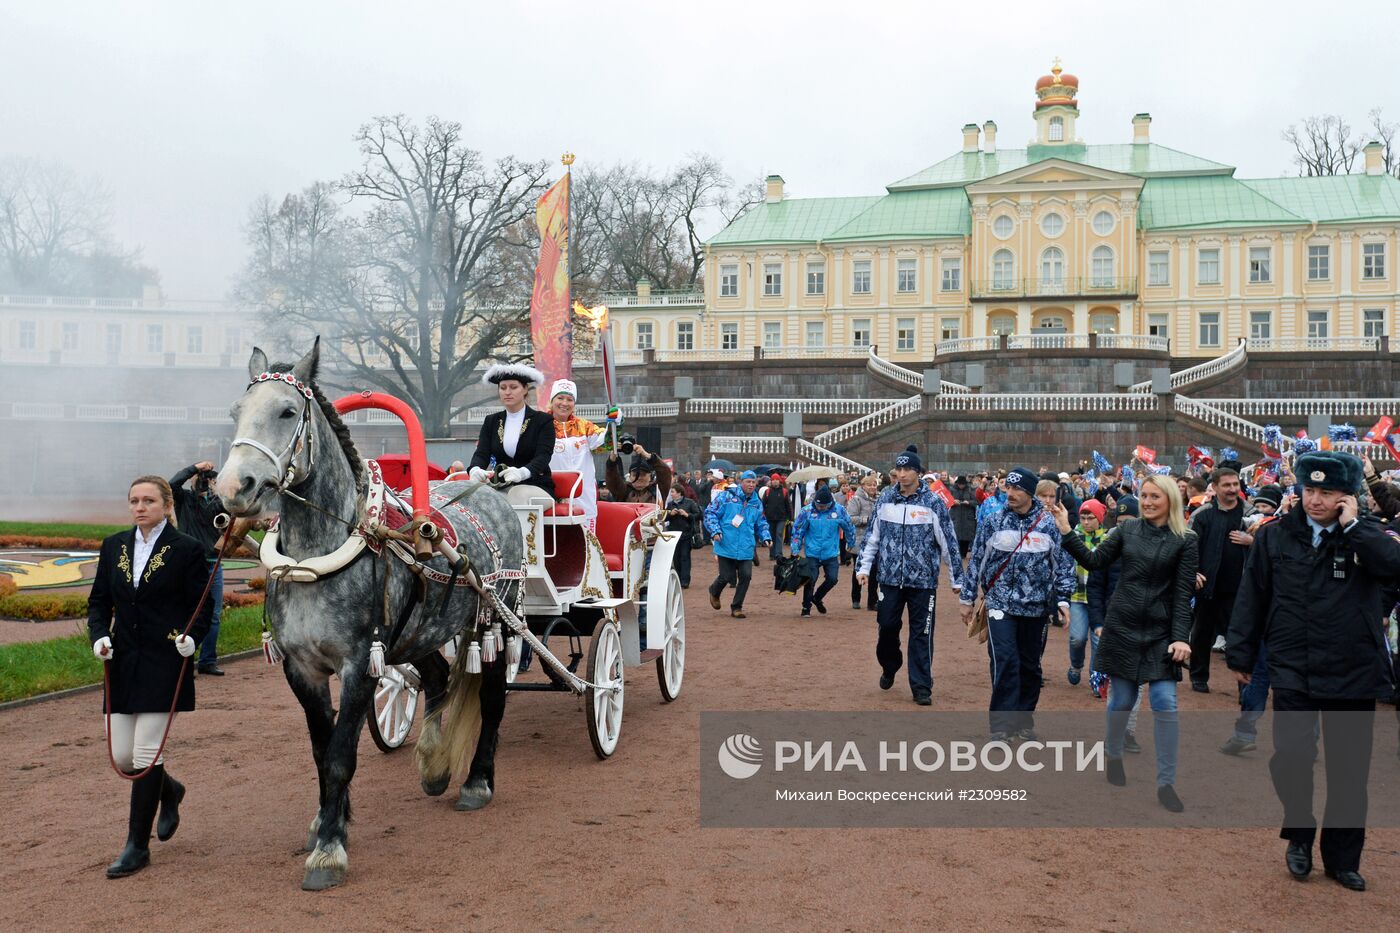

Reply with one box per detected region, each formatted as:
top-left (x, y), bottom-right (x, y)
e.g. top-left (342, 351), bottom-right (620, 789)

top-left (1252, 484), bottom-right (1284, 509)
top-left (893, 445), bottom-right (923, 473)
top-left (1005, 467), bottom-right (1039, 497)
top-left (1078, 498), bottom-right (1107, 522)
top-left (813, 486), bottom-right (834, 506)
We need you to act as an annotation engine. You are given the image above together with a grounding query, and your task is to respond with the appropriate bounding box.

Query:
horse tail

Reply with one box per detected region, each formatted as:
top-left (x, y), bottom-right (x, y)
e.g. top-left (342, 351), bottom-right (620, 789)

top-left (415, 648), bottom-right (482, 791)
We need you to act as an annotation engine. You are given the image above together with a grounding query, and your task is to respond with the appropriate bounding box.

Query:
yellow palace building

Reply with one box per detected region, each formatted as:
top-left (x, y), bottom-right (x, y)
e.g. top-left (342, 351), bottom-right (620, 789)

top-left (612, 62), bottom-right (1400, 361)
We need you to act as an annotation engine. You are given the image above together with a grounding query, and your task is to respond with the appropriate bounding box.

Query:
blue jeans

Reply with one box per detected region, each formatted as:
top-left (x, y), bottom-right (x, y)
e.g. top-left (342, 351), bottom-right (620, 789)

top-left (1234, 642), bottom-right (1271, 741)
top-left (198, 561), bottom-right (223, 666)
top-left (1068, 602), bottom-right (1100, 672)
top-left (1106, 677), bottom-right (1178, 786)
top-left (987, 613), bottom-right (1048, 736)
top-left (802, 556), bottom-right (840, 609)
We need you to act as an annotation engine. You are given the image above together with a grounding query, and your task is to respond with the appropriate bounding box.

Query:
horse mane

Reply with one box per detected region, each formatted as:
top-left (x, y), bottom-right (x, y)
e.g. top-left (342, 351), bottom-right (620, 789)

top-left (268, 360), bottom-right (366, 490)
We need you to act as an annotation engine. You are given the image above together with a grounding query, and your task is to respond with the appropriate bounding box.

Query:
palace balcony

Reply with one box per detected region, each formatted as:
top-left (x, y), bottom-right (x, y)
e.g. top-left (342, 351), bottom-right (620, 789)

top-left (969, 276), bottom-right (1138, 302)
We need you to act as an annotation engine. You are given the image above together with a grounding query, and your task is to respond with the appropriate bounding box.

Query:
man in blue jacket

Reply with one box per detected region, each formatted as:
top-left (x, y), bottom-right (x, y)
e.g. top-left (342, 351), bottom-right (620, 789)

top-left (960, 466), bottom-right (1077, 740)
top-left (704, 470), bottom-right (772, 619)
top-left (793, 485), bottom-right (858, 617)
top-left (856, 446), bottom-right (964, 706)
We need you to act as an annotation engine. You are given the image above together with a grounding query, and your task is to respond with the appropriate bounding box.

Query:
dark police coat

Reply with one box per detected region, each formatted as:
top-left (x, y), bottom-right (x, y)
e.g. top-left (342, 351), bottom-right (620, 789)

top-left (1227, 508), bottom-right (1400, 700)
top-left (87, 524), bottom-right (214, 713)
top-left (469, 406), bottom-right (554, 493)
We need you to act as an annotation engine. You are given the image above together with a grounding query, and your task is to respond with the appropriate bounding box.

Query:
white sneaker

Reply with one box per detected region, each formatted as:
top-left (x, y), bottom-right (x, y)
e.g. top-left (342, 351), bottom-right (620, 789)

top-left (1212, 635), bottom-right (1226, 653)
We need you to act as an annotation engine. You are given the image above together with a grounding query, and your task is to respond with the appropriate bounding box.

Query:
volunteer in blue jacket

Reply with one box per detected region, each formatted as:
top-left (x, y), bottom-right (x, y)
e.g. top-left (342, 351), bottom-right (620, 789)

top-left (792, 485), bottom-right (858, 617)
top-left (960, 466), bottom-right (1077, 739)
top-left (856, 446), bottom-right (964, 705)
top-left (704, 470), bottom-right (772, 619)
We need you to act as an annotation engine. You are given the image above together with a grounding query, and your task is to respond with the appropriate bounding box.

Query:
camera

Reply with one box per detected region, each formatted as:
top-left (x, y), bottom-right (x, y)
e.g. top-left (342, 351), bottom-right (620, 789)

top-left (618, 433), bottom-right (636, 456)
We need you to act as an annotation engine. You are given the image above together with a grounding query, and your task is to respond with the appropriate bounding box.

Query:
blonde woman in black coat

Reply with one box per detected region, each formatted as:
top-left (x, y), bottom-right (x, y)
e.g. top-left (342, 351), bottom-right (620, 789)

top-left (1051, 474), bottom-right (1197, 813)
top-left (88, 475), bottom-right (214, 877)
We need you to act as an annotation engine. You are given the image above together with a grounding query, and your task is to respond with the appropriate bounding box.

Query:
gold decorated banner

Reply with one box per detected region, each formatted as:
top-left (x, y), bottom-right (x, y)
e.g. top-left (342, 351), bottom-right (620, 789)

top-left (529, 173), bottom-right (571, 386)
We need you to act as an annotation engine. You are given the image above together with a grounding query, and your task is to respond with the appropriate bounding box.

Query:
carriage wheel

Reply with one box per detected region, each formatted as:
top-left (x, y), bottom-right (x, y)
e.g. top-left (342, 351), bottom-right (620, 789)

top-left (655, 569), bottom-right (686, 702)
top-left (585, 617), bottom-right (625, 759)
top-left (368, 663), bottom-right (420, 752)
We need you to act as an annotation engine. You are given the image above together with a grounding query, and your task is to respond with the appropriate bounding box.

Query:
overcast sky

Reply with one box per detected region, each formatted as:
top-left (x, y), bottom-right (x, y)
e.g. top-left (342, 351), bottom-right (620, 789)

top-left (4, 0), bottom-right (1396, 299)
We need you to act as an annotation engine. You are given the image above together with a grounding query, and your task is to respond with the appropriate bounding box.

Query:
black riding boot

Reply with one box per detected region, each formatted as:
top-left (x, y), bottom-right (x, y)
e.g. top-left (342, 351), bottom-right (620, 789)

top-left (157, 769), bottom-right (185, 842)
top-left (106, 766), bottom-right (163, 878)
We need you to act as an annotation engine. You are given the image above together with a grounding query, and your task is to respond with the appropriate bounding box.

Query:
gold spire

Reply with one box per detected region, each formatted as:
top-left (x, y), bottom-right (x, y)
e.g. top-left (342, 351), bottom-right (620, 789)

top-left (561, 152), bottom-right (576, 167)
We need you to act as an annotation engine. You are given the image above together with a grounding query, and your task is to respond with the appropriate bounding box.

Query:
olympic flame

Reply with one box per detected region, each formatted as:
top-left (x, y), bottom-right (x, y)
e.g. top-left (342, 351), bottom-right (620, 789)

top-left (573, 301), bottom-right (609, 331)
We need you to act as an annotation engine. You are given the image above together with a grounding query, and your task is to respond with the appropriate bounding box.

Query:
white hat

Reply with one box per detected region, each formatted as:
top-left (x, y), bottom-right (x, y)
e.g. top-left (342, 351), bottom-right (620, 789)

top-left (482, 363), bottom-right (546, 387)
top-left (549, 378), bottom-right (578, 401)
top-left (1058, 472), bottom-right (1071, 483)
top-left (710, 468), bottom-right (725, 480)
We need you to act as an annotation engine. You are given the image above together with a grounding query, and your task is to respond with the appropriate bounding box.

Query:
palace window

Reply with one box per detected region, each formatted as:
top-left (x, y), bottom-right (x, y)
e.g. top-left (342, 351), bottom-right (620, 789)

top-left (62, 322), bottom-right (79, 351)
top-left (225, 327), bottom-right (242, 356)
top-left (896, 318), bottom-right (916, 352)
top-left (806, 261), bottom-right (825, 296)
top-left (720, 264), bottom-right (739, 297)
top-left (989, 314), bottom-right (1016, 335)
top-left (720, 323), bottom-right (739, 350)
top-left (763, 321), bottom-right (782, 349)
top-left (1092, 210), bottom-right (1115, 236)
top-left (1308, 244), bottom-right (1330, 281)
top-left (1039, 247), bottom-right (1065, 287)
top-left (676, 321), bottom-right (694, 351)
top-left (1148, 250), bottom-right (1170, 287)
top-left (941, 256), bottom-right (962, 292)
top-left (1091, 245), bottom-right (1114, 287)
top-left (1197, 248), bottom-right (1221, 285)
top-left (852, 260), bottom-right (872, 294)
top-left (805, 321), bottom-right (825, 347)
top-left (1198, 311), bottom-right (1221, 348)
top-left (185, 326), bottom-right (202, 354)
top-left (1307, 309), bottom-right (1329, 340)
top-left (1363, 308), bottom-right (1386, 338)
top-left (1248, 246), bottom-right (1271, 284)
top-left (146, 324), bottom-right (163, 354)
top-left (1249, 310), bottom-right (1272, 341)
top-left (897, 258), bottom-right (918, 293)
top-left (992, 215), bottom-right (1014, 239)
top-left (1363, 242), bottom-right (1386, 279)
top-left (1040, 212), bottom-right (1065, 238)
top-left (1090, 312), bottom-right (1117, 333)
top-left (851, 319), bottom-right (872, 348)
top-left (763, 262), bottom-right (782, 296)
top-left (635, 322), bottom-right (653, 350)
top-left (992, 249), bottom-right (1015, 289)
top-left (1147, 313), bottom-right (1169, 339)
top-left (1038, 315), bottom-right (1066, 330)
top-left (941, 317), bottom-right (961, 340)
top-left (18, 320), bottom-right (36, 350)
top-left (105, 324), bottom-right (122, 354)
top-left (1049, 116), bottom-right (1064, 142)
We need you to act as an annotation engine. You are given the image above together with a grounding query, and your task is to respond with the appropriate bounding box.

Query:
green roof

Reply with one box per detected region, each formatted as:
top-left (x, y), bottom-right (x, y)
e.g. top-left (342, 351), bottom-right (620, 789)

top-left (1138, 176), bottom-right (1306, 231)
top-left (1239, 175), bottom-right (1400, 223)
top-left (825, 189), bottom-right (971, 241)
top-left (707, 196), bottom-right (881, 245)
top-left (887, 143), bottom-right (1233, 190)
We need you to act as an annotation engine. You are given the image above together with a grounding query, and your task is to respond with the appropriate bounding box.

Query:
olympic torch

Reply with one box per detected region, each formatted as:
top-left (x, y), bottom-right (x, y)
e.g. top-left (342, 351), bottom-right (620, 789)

top-left (573, 301), bottom-right (619, 450)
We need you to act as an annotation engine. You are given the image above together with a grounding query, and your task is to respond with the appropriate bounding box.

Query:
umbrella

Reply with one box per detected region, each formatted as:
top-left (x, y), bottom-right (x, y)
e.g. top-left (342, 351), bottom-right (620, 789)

top-left (754, 463), bottom-right (792, 476)
top-left (788, 464), bottom-right (842, 484)
top-left (703, 458), bottom-right (737, 473)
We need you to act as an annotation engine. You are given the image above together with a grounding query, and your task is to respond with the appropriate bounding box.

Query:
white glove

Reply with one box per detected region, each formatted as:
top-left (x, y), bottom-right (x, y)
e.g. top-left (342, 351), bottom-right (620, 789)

top-left (468, 466), bottom-right (491, 483)
top-left (499, 466), bottom-right (527, 484)
top-left (174, 634), bottom-right (196, 657)
top-left (93, 636), bottom-right (113, 660)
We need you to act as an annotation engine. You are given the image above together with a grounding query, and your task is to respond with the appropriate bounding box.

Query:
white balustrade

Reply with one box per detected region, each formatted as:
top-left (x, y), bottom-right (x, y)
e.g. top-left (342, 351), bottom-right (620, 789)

top-left (935, 336), bottom-right (1000, 355)
top-left (598, 290), bottom-right (705, 308)
top-left (577, 402), bottom-right (679, 419)
top-left (815, 396), bottom-right (921, 446)
top-left (364, 409), bottom-right (403, 424)
top-left (761, 345), bottom-right (868, 360)
top-left (931, 393), bottom-right (1161, 412)
top-left (1173, 395), bottom-right (1294, 453)
top-left (12, 402), bottom-right (64, 418)
top-left (1096, 334), bottom-right (1170, 352)
top-left (198, 406), bottom-right (230, 422)
top-left (686, 398), bottom-right (901, 416)
top-left (652, 348), bottom-right (753, 362)
top-left (866, 347), bottom-right (971, 394)
top-left (710, 436), bottom-right (789, 455)
top-left (76, 404), bottom-right (130, 421)
top-left (794, 439), bottom-right (873, 475)
top-left (1196, 398), bottom-right (1400, 418)
top-left (1249, 336), bottom-right (1380, 353)
top-left (1130, 339), bottom-right (1247, 393)
top-left (1007, 333), bottom-right (1091, 351)
top-left (138, 405), bottom-right (188, 421)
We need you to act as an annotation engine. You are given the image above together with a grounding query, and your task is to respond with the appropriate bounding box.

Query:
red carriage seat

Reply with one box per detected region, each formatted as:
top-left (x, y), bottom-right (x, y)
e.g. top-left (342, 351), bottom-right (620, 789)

top-left (594, 501), bottom-right (654, 572)
top-left (545, 471), bottom-right (585, 517)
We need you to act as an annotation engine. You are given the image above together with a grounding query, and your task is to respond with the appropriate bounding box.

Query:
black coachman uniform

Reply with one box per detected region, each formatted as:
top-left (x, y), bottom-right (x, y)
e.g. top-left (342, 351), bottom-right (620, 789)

top-left (469, 406), bottom-right (555, 494)
top-left (87, 524), bottom-right (214, 712)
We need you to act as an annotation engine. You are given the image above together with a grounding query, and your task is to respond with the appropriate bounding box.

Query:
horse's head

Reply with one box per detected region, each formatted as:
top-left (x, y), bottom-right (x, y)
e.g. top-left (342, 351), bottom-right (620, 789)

top-left (217, 339), bottom-right (322, 517)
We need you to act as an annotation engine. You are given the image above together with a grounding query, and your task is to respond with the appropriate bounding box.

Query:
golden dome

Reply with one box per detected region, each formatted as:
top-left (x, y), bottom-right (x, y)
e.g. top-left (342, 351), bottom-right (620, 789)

top-left (1035, 58), bottom-right (1079, 109)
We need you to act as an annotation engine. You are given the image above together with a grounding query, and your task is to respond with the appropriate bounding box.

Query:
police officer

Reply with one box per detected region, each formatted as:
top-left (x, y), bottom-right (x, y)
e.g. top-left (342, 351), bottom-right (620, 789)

top-left (1228, 451), bottom-right (1400, 891)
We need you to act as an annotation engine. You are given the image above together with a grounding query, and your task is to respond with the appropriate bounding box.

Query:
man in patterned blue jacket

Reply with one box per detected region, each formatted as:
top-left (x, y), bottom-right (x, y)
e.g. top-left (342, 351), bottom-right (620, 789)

top-left (960, 466), bottom-right (1077, 740)
top-left (857, 445), bottom-right (964, 705)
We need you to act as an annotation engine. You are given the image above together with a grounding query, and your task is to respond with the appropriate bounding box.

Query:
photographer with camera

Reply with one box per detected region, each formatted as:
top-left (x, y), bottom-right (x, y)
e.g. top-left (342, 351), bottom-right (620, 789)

top-left (604, 434), bottom-right (673, 505)
top-left (169, 460), bottom-right (228, 676)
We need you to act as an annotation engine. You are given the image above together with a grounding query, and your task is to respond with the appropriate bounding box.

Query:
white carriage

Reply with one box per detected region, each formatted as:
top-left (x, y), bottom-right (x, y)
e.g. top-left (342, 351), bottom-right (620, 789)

top-left (369, 467), bottom-right (686, 759)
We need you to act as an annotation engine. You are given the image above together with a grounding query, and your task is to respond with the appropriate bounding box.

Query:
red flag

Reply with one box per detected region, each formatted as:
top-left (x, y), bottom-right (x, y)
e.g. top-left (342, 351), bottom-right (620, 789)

top-left (930, 478), bottom-right (955, 509)
top-left (529, 174), bottom-right (572, 387)
top-left (1133, 445), bottom-right (1157, 465)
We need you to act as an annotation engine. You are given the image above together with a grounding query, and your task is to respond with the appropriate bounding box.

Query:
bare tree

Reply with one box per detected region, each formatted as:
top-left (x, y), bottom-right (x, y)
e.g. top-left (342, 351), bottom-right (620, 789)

top-left (0, 157), bottom-right (154, 295)
top-left (239, 115), bottom-right (549, 435)
top-left (1282, 114), bottom-right (1360, 176)
top-left (1368, 108), bottom-right (1400, 177)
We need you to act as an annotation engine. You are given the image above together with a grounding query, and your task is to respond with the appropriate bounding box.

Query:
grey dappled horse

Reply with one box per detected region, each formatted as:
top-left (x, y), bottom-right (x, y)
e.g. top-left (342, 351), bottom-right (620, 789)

top-left (216, 340), bottom-right (520, 891)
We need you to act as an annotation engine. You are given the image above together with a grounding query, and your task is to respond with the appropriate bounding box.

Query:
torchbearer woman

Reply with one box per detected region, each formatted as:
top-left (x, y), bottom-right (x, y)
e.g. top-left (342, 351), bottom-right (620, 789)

top-left (547, 378), bottom-right (612, 524)
top-left (88, 475), bottom-right (214, 877)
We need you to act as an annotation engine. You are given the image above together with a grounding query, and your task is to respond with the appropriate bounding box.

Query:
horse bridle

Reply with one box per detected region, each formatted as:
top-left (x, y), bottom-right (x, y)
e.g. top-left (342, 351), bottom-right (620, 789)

top-left (232, 371), bottom-right (317, 492)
